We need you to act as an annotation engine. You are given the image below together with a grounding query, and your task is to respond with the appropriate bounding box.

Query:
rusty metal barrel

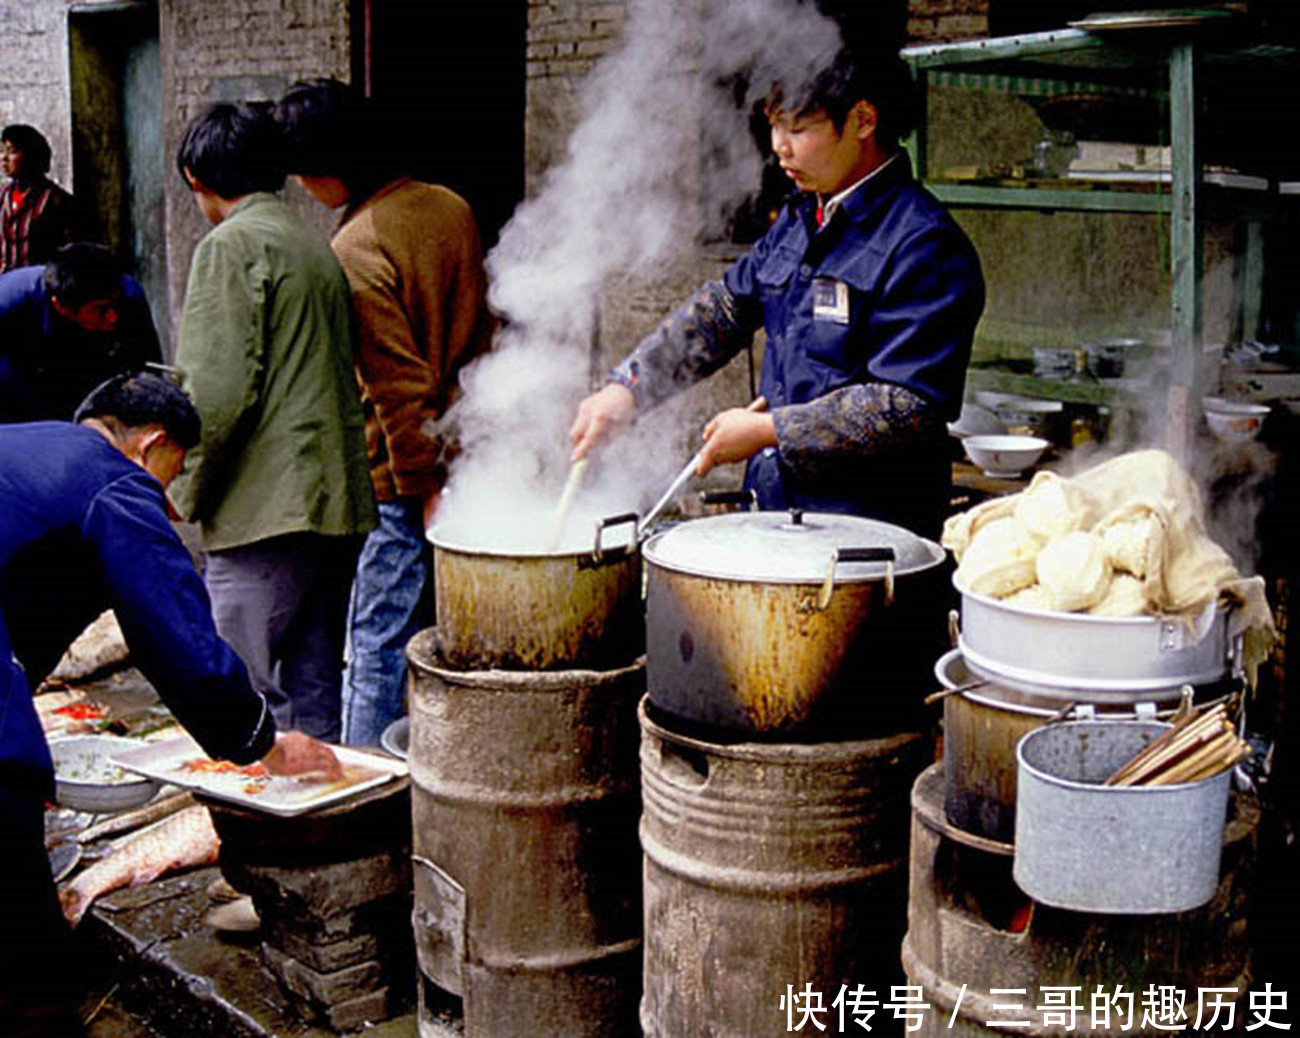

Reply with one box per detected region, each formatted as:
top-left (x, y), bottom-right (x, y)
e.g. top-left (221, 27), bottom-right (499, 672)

top-left (406, 629), bottom-right (644, 1038)
top-left (903, 764), bottom-right (1257, 1037)
top-left (639, 697), bottom-right (928, 1037)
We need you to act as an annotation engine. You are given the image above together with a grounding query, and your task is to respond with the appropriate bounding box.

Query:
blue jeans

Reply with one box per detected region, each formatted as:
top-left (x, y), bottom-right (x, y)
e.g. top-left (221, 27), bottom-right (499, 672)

top-left (342, 498), bottom-right (432, 746)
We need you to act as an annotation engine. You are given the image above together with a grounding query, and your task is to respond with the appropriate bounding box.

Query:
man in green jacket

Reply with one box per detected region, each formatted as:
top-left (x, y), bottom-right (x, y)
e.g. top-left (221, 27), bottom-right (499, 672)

top-left (171, 102), bottom-right (377, 742)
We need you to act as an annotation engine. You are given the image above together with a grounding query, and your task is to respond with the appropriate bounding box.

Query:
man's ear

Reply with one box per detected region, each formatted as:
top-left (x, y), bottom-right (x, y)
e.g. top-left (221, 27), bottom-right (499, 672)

top-left (852, 100), bottom-right (878, 142)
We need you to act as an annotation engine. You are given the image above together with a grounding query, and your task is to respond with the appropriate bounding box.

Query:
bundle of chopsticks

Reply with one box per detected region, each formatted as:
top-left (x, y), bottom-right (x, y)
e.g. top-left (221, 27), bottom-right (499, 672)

top-left (1105, 703), bottom-right (1251, 787)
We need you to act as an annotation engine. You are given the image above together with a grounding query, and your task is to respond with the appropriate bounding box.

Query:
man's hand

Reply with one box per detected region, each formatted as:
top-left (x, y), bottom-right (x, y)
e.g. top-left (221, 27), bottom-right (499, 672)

top-left (569, 383), bottom-right (635, 462)
top-left (261, 731), bottom-right (345, 782)
top-left (697, 408), bottom-right (777, 477)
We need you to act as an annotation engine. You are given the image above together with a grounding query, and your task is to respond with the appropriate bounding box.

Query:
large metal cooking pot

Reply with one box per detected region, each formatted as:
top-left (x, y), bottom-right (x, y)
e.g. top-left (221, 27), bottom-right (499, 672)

top-left (431, 515), bottom-right (643, 670)
top-left (934, 649), bottom-right (1229, 844)
top-left (642, 509), bottom-right (947, 737)
top-left (956, 578), bottom-right (1236, 699)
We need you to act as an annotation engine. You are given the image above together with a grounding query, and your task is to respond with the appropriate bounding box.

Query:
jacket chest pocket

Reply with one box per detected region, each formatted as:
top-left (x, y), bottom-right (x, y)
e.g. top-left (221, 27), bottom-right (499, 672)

top-left (754, 249), bottom-right (799, 335)
top-left (804, 276), bottom-right (868, 371)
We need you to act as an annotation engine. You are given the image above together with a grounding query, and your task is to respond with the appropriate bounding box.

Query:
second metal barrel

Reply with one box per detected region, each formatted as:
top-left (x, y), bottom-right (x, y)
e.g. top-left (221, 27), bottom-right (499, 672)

top-left (407, 629), bottom-right (644, 1038)
top-left (639, 697), bottom-right (928, 1037)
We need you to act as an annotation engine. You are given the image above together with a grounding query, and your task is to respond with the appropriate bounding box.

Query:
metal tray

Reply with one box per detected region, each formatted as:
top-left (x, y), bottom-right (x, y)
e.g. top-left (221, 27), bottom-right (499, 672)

top-left (110, 734), bottom-right (407, 818)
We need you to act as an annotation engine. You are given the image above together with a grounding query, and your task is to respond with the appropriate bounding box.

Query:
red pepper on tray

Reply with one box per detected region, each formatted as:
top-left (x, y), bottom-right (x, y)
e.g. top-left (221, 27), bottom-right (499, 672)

top-left (53, 702), bottom-right (106, 721)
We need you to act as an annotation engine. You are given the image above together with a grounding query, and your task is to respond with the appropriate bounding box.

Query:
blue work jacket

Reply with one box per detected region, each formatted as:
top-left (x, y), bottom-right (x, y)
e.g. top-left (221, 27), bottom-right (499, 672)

top-left (0, 423), bottom-right (274, 797)
top-left (724, 156), bottom-right (984, 533)
top-left (0, 266), bottom-right (161, 422)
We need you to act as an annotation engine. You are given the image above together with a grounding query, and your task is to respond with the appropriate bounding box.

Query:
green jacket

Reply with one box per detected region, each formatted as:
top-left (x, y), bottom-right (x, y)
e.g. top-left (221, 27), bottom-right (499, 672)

top-left (171, 193), bottom-right (377, 550)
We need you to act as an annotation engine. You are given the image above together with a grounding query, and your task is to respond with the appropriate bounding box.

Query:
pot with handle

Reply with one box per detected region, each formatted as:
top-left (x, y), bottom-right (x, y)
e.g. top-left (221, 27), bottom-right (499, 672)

top-left (431, 513), bottom-right (643, 671)
top-left (642, 507), bottom-right (948, 738)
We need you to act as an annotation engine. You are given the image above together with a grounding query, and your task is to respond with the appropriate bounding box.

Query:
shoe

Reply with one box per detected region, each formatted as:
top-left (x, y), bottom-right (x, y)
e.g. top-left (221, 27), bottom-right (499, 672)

top-left (206, 876), bottom-right (244, 904)
top-left (203, 895), bottom-right (261, 933)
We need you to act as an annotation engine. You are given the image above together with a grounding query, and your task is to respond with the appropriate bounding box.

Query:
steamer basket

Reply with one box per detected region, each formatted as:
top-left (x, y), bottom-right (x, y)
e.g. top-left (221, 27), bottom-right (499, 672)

top-left (956, 578), bottom-right (1234, 700)
top-left (1013, 720), bottom-right (1232, 914)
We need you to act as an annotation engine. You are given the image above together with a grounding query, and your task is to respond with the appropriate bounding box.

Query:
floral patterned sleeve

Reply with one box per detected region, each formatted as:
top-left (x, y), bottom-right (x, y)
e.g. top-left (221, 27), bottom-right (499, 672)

top-left (772, 383), bottom-right (945, 481)
top-left (608, 280), bottom-right (757, 409)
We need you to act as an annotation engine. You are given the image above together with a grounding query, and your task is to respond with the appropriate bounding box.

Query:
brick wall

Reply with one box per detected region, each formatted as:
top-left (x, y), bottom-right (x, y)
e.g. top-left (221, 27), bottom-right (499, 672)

top-left (525, 0), bottom-right (628, 191)
top-left (159, 0), bottom-right (352, 335)
top-left (0, 4), bottom-right (75, 192)
top-left (907, 0), bottom-right (989, 44)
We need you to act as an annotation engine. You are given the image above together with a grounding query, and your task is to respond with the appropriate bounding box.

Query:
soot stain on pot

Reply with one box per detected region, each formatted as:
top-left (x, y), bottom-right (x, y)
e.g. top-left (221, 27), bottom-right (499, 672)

top-left (679, 630), bottom-right (695, 663)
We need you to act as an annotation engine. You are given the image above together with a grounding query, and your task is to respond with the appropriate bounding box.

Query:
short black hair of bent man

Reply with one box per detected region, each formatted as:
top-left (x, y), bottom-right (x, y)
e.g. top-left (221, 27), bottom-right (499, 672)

top-left (1, 123), bottom-right (52, 176)
top-left (765, 47), bottom-right (920, 150)
top-left (74, 371), bottom-right (202, 451)
top-left (45, 243), bottom-right (125, 310)
top-left (176, 101), bottom-right (286, 200)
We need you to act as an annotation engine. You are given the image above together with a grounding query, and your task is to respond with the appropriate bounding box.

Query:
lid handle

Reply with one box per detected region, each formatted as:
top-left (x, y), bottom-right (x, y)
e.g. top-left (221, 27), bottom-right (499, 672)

top-left (816, 546), bottom-right (898, 611)
top-left (700, 489), bottom-right (758, 511)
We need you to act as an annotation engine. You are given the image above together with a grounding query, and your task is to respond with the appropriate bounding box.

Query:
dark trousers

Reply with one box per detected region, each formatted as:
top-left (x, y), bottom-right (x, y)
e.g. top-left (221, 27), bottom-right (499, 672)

top-left (205, 532), bottom-right (362, 743)
top-left (0, 779), bottom-right (87, 1036)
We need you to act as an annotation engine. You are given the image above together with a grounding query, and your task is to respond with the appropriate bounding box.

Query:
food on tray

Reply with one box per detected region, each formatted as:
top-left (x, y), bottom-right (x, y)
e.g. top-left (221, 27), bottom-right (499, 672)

top-left (53, 702), bottom-right (106, 721)
top-left (182, 758), bottom-right (268, 778)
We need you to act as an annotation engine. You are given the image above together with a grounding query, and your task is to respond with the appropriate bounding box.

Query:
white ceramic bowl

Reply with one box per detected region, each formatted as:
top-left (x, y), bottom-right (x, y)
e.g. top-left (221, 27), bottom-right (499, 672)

top-left (380, 716), bottom-right (410, 760)
top-left (50, 735), bottom-right (161, 812)
top-left (1203, 398), bottom-right (1269, 443)
top-left (963, 435), bottom-right (1050, 477)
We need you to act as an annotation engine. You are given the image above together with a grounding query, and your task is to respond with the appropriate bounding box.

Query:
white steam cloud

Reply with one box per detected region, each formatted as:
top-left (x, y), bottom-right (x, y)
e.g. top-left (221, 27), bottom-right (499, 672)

top-left (434, 0), bottom-right (842, 552)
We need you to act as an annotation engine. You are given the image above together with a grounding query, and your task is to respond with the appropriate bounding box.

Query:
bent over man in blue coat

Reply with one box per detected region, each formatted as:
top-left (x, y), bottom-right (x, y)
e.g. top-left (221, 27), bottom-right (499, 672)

top-left (571, 48), bottom-right (984, 538)
top-left (0, 373), bottom-right (340, 1036)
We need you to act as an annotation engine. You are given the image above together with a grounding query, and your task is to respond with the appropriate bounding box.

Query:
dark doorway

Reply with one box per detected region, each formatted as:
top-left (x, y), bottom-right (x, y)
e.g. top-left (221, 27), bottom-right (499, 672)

top-left (362, 0), bottom-right (527, 250)
top-left (68, 1), bottom-right (167, 355)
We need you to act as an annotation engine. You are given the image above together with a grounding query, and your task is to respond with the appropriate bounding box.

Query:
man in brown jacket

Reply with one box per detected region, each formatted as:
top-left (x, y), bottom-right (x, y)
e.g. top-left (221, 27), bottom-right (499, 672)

top-left (276, 80), bottom-right (493, 745)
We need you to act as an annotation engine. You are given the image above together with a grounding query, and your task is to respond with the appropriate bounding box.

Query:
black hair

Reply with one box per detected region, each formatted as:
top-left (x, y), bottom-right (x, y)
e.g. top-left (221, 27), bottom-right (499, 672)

top-left (1, 124), bottom-right (52, 176)
top-left (44, 243), bottom-right (124, 310)
top-left (176, 101), bottom-right (286, 199)
top-left (74, 371), bottom-right (201, 450)
top-left (766, 48), bottom-right (919, 148)
top-left (275, 78), bottom-right (402, 200)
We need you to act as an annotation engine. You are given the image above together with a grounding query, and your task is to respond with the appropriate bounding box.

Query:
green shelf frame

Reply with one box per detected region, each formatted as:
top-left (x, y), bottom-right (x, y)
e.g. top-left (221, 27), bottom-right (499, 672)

top-left (901, 25), bottom-right (1294, 458)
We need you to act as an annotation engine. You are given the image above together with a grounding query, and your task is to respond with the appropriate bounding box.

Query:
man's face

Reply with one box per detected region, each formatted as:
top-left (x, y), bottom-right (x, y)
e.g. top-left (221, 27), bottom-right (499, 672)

top-left (142, 437), bottom-right (186, 488)
top-left (769, 101), bottom-right (875, 196)
top-left (53, 295), bottom-right (121, 334)
top-left (0, 141), bottom-right (31, 181)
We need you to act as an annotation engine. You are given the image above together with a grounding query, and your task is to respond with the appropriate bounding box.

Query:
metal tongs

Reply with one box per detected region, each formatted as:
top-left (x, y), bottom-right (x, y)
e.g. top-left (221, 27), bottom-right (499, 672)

top-left (637, 396), bottom-right (768, 539)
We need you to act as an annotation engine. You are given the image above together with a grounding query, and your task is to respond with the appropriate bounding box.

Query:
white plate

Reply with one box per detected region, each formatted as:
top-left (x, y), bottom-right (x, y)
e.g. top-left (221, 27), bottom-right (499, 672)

top-left (110, 734), bottom-right (407, 818)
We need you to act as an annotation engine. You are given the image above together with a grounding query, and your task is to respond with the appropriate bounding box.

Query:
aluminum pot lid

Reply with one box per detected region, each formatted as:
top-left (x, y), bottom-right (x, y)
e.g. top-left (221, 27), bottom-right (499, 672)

top-left (642, 509), bottom-right (943, 583)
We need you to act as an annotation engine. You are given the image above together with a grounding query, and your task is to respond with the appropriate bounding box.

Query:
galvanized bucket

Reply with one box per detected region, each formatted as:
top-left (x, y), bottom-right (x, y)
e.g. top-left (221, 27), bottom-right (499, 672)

top-left (903, 764), bottom-right (1258, 1038)
top-left (1013, 720), bottom-right (1232, 914)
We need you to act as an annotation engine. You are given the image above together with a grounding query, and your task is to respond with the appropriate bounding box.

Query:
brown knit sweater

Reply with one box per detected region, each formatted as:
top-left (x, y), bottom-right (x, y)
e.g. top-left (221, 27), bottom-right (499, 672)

top-left (332, 177), bottom-right (493, 502)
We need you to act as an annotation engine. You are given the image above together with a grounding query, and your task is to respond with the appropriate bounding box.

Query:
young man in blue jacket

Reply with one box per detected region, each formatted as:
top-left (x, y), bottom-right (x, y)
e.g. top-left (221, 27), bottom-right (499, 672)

top-left (0, 373), bottom-right (340, 1036)
top-left (0, 242), bottom-right (161, 422)
top-left (569, 49), bottom-right (984, 538)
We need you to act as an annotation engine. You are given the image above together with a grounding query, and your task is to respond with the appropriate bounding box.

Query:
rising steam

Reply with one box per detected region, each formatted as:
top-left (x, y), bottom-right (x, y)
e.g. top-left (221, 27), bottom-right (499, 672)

top-left (433, 0), bottom-right (842, 552)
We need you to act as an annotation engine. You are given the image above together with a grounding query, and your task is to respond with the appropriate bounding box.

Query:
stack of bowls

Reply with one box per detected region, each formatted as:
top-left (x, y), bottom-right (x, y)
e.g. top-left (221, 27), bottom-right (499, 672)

top-left (1032, 347), bottom-right (1075, 380)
